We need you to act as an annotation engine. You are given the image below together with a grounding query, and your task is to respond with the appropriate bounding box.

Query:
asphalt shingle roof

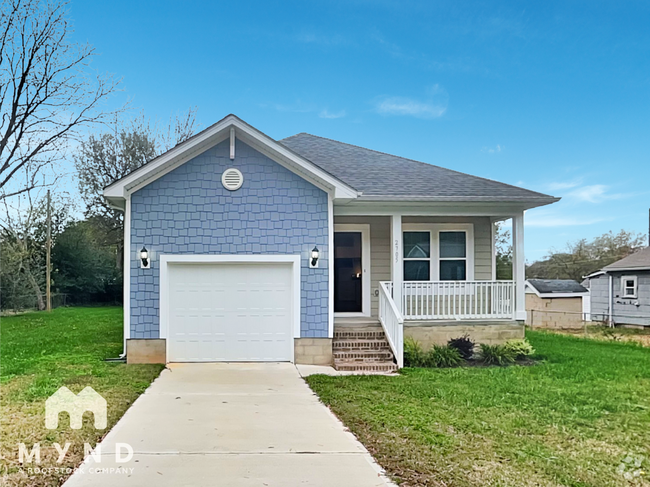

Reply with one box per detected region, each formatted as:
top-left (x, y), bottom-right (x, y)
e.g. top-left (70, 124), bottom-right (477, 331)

top-left (281, 133), bottom-right (557, 201)
top-left (604, 247), bottom-right (650, 271)
top-left (527, 279), bottom-right (588, 294)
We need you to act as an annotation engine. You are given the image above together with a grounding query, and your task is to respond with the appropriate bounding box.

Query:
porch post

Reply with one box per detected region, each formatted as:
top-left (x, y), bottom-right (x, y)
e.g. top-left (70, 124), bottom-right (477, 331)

top-left (512, 211), bottom-right (526, 321)
top-left (391, 214), bottom-right (403, 312)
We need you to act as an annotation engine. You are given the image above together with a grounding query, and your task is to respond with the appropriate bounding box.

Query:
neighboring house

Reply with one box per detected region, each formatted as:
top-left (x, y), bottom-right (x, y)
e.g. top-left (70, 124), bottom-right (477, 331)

top-left (586, 247), bottom-right (650, 327)
top-left (103, 114), bottom-right (559, 369)
top-left (525, 279), bottom-right (589, 329)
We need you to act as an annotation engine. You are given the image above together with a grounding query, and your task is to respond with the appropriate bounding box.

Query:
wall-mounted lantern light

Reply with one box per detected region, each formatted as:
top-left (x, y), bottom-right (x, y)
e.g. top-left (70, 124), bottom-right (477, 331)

top-left (310, 246), bottom-right (320, 268)
top-left (140, 246), bottom-right (150, 269)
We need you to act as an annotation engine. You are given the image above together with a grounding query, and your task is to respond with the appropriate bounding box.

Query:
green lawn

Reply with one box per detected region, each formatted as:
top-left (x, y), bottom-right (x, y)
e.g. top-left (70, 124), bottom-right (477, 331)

top-left (0, 307), bottom-right (164, 487)
top-left (307, 331), bottom-right (650, 486)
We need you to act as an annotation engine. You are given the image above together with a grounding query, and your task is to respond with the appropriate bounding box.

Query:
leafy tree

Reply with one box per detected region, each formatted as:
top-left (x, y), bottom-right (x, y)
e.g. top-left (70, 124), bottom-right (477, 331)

top-left (52, 220), bottom-right (120, 304)
top-left (74, 110), bottom-right (199, 270)
top-left (495, 221), bottom-right (513, 280)
top-left (0, 189), bottom-right (72, 310)
top-left (527, 230), bottom-right (647, 282)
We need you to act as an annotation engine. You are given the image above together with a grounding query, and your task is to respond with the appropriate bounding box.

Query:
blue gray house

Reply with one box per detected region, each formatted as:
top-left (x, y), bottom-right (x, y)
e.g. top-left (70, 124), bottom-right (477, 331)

top-left (104, 114), bottom-right (558, 370)
top-left (586, 246), bottom-right (650, 327)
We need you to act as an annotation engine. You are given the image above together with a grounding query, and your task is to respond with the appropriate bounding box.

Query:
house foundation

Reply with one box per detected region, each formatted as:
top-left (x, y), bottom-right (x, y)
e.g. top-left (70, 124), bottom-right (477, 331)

top-left (404, 320), bottom-right (524, 349)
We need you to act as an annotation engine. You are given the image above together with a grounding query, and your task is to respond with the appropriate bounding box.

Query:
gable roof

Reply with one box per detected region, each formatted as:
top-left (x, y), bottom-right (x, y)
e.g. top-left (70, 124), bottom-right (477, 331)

top-left (603, 246), bottom-right (650, 272)
top-left (103, 114), bottom-right (358, 208)
top-left (103, 114), bottom-right (559, 210)
top-left (526, 279), bottom-right (588, 296)
top-left (281, 133), bottom-right (558, 204)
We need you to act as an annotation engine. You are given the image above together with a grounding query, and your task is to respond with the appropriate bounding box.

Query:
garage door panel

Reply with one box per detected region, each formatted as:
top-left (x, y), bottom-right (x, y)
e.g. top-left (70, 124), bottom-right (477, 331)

top-left (167, 262), bottom-right (294, 362)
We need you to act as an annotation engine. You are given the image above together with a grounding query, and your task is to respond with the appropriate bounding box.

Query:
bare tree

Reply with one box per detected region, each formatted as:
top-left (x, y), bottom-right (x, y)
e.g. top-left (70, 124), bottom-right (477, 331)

top-left (0, 0), bottom-right (120, 199)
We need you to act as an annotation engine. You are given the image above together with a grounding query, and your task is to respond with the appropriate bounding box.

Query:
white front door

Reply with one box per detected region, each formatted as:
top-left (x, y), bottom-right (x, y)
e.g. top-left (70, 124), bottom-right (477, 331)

top-left (166, 262), bottom-right (293, 362)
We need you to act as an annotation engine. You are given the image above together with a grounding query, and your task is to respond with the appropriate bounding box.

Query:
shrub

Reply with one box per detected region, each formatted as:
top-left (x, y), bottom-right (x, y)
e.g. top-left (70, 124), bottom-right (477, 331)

top-left (503, 338), bottom-right (535, 359)
top-left (479, 343), bottom-right (517, 365)
top-left (425, 345), bottom-right (464, 368)
top-left (448, 334), bottom-right (475, 360)
top-left (404, 337), bottom-right (427, 367)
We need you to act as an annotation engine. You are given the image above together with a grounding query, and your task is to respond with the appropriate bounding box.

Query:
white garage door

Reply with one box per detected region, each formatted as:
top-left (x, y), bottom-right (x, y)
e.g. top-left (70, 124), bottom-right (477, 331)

top-left (167, 262), bottom-right (294, 362)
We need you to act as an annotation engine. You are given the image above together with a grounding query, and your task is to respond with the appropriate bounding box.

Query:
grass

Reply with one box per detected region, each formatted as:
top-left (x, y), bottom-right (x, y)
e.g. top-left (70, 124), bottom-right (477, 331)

top-left (307, 330), bottom-right (650, 486)
top-left (0, 307), bottom-right (164, 487)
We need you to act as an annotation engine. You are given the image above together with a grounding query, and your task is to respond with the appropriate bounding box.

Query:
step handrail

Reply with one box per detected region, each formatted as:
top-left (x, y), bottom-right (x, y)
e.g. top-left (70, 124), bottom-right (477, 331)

top-left (378, 281), bottom-right (404, 368)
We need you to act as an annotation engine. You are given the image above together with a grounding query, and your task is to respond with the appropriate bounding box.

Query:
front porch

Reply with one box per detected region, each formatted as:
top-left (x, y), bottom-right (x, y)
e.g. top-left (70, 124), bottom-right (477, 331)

top-left (332, 211), bottom-right (527, 368)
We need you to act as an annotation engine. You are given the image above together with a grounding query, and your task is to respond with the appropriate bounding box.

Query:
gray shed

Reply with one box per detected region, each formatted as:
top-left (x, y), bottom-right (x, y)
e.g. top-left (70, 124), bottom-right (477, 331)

top-left (586, 247), bottom-right (650, 326)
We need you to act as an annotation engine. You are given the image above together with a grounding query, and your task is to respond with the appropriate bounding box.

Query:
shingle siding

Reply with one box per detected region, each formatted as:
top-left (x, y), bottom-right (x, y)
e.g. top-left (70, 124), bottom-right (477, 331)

top-left (130, 138), bottom-right (329, 339)
top-left (589, 271), bottom-right (650, 326)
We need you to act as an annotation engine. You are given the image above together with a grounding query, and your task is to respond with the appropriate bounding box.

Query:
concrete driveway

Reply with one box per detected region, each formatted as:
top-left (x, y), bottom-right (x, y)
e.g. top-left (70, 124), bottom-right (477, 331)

top-left (64, 363), bottom-right (393, 487)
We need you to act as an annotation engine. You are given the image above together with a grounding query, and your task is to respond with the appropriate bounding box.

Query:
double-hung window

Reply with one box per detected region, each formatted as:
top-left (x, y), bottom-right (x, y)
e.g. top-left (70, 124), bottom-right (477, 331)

top-left (439, 231), bottom-right (467, 280)
top-left (403, 232), bottom-right (431, 281)
top-left (403, 225), bottom-right (473, 281)
top-left (621, 275), bottom-right (638, 298)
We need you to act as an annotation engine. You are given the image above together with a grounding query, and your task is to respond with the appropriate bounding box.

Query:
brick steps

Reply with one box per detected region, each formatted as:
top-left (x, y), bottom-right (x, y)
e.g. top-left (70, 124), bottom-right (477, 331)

top-left (334, 350), bottom-right (394, 362)
top-left (332, 325), bottom-right (397, 373)
top-left (334, 361), bottom-right (399, 373)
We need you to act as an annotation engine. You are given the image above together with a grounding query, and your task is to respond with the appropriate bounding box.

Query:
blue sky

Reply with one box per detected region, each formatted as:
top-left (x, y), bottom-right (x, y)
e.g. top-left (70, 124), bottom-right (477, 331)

top-left (68, 0), bottom-right (650, 262)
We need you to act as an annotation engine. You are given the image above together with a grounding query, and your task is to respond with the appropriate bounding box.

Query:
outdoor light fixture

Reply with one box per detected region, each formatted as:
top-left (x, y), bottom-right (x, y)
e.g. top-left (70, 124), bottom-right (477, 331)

top-left (140, 246), bottom-right (150, 269)
top-left (310, 246), bottom-right (320, 268)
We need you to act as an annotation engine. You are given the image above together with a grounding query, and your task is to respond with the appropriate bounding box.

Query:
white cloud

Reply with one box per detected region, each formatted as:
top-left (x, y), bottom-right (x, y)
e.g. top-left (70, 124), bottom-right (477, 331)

top-left (318, 109), bottom-right (346, 119)
top-left (545, 180), bottom-right (582, 191)
top-left (566, 184), bottom-right (626, 203)
top-left (525, 215), bottom-right (610, 227)
top-left (374, 96), bottom-right (446, 118)
top-left (481, 144), bottom-right (502, 154)
top-left (374, 85), bottom-right (448, 119)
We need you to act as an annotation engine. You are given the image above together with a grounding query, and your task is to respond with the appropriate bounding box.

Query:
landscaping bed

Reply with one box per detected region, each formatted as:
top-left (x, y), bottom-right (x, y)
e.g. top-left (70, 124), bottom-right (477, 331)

top-left (0, 307), bottom-right (164, 487)
top-left (307, 331), bottom-right (650, 486)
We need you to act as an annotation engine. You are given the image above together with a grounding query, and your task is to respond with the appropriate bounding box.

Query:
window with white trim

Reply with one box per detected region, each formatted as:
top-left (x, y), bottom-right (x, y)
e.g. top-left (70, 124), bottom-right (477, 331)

top-left (403, 229), bottom-right (470, 281)
top-left (403, 232), bottom-right (431, 281)
top-left (621, 275), bottom-right (638, 298)
top-left (439, 231), bottom-right (467, 280)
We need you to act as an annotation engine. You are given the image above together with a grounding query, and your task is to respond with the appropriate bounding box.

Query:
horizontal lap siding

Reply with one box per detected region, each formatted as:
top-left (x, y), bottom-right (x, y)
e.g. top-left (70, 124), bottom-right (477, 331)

top-left (402, 216), bottom-right (493, 280)
top-left (613, 272), bottom-right (650, 326)
top-left (589, 272), bottom-right (650, 326)
top-left (334, 215), bottom-right (494, 318)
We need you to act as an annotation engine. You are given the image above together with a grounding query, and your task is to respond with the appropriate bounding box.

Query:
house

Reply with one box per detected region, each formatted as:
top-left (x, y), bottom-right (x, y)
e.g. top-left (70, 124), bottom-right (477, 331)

top-left (103, 114), bottom-right (559, 370)
top-left (525, 279), bottom-right (589, 329)
top-left (586, 246), bottom-right (650, 327)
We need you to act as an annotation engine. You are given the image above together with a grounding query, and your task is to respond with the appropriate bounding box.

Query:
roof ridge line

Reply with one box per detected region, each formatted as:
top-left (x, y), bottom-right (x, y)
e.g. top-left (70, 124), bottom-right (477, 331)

top-left (282, 133), bottom-right (556, 200)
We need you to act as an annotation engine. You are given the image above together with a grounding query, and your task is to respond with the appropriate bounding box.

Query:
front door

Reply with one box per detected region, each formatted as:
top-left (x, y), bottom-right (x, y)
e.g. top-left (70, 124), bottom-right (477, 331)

top-left (334, 232), bottom-right (363, 313)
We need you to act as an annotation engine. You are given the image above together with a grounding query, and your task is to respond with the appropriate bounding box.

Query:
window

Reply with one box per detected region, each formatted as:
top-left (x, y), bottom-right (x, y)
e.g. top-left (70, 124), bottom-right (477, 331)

top-left (621, 275), bottom-right (638, 298)
top-left (403, 232), bottom-right (431, 280)
top-left (439, 231), bottom-right (467, 281)
top-left (403, 228), bottom-right (471, 281)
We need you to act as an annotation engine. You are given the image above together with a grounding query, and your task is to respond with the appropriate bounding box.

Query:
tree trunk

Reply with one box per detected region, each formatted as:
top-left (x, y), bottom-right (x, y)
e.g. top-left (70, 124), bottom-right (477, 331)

top-left (23, 260), bottom-right (45, 310)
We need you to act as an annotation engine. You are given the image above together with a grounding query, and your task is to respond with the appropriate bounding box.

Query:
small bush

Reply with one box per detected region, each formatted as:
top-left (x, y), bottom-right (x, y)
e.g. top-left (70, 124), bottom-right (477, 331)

top-left (404, 337), bottom-right (427, 367)
top-left (426, 345), bottom-right (464, 368)
top-left (448, 334), bottom-right (475, 360)
top-left (503, 338), bottom-right (535, 359)
top-left (479, 343), bottom-right (517, 365)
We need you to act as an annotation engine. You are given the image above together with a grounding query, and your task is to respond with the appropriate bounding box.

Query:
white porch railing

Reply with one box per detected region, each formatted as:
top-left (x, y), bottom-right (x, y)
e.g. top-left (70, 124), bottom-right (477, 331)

top-left (402, 281), bottom-right (515, 320)
top-left (378, 281), bottom-right (404, 368)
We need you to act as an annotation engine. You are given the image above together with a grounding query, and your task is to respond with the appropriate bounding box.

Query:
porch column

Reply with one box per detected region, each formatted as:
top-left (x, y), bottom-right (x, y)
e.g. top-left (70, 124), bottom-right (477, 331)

top-left (391, 214), bottom-right (403, 312)
top-left (512, 211), bottom-right (526, 321)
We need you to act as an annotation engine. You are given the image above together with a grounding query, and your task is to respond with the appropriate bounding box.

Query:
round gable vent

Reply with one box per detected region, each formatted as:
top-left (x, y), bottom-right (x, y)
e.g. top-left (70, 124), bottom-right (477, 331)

top-left (221, 168), bottom-right (243, 191)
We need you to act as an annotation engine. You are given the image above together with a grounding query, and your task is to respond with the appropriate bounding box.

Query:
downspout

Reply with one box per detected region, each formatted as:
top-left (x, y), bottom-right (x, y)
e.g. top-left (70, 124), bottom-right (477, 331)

top-left (608, 273), bottom-right (613, 327)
